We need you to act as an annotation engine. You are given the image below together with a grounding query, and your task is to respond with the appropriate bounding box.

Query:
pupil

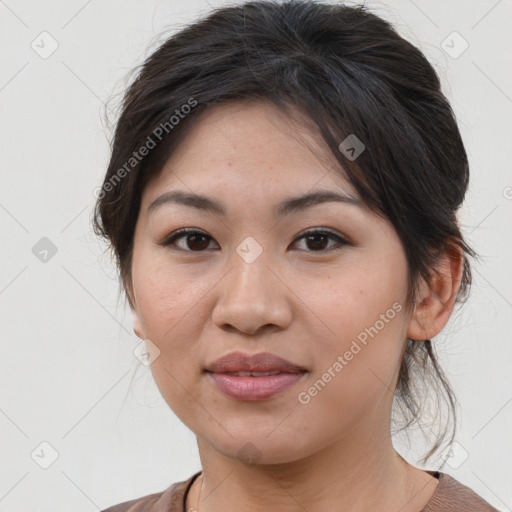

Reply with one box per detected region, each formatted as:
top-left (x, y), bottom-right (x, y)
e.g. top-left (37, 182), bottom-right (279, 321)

top-left (308, 234), bottom-right (327, 250)
top-left (189, 234), bottom-right (209, 250)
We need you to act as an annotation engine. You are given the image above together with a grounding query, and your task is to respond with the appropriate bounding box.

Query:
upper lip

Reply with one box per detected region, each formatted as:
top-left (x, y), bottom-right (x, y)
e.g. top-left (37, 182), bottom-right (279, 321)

top-left (206, 351), bottom-right (307, 373)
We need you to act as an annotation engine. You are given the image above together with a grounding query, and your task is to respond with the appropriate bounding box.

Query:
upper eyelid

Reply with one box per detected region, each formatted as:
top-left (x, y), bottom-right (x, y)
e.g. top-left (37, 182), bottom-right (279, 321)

top-left (164, 226), bottom-right (345, 239)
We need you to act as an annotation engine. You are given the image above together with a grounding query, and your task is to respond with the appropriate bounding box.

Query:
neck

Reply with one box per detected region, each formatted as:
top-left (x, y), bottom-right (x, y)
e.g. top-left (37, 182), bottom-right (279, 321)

top-left (188, 424), bottom-right (438, 512)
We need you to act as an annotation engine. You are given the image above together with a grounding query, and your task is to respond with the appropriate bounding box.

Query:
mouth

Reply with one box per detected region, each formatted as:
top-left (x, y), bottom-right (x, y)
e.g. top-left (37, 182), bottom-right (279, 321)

top-left (204, 351), bottom-right (308, 401)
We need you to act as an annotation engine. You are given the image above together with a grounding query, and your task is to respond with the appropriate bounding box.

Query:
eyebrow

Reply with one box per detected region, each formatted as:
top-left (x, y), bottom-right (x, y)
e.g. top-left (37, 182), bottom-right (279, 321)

top-left (147, 189), bottom-right (363, 218)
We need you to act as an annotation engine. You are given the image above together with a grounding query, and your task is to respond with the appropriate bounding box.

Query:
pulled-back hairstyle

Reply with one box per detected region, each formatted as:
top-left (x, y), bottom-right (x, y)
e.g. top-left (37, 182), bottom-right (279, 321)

top-left (93, 0), bottom-right (475, 463)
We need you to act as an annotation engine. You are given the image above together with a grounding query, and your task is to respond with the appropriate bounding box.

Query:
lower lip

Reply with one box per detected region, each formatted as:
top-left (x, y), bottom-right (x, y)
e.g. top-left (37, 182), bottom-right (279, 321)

top-left (207, 371), bottom-right (306, 401)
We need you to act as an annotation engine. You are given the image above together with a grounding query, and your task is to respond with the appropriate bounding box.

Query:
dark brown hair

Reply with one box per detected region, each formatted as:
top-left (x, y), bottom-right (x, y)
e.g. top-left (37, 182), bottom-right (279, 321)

top-left (93, 0), bottom-right (475, 463)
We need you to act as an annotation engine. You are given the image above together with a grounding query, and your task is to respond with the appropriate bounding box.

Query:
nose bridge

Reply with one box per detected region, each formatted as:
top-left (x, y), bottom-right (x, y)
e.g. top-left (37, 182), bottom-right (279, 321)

top-left (229, 235), bottom-right (274, 302)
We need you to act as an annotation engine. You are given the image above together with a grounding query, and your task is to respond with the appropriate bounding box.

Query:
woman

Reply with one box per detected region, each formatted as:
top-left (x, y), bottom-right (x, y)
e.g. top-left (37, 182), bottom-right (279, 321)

top-left (94, 1), bottom-right (499, 510)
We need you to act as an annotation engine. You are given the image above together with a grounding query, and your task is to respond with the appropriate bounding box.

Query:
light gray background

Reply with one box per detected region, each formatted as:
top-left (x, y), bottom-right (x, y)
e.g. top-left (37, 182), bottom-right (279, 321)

top-left (1, 1), bottom-right (511, 511)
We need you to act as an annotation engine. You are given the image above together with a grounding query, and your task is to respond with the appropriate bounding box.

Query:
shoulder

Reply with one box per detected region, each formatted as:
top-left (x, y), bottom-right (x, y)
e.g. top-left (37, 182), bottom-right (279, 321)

top-left (423, 472), bottom-right (501, 512)
top-left (100, 491), bottom-right (163, 512)
top-left (100, 472), bottom-right (200, 512)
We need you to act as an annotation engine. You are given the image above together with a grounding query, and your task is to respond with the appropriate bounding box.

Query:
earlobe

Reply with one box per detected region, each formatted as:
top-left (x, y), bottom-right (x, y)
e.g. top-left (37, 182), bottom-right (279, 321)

top-left (407, 246), bottom-right (464, 341)
top-left (131, 307), bottom-right (144, 339)
top-left (127, 288), bottom-right (144, 340)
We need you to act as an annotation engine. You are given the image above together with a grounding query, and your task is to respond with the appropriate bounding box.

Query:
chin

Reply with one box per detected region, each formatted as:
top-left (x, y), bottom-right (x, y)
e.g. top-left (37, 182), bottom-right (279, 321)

top-left (204, 433), bottom-right (311, 466)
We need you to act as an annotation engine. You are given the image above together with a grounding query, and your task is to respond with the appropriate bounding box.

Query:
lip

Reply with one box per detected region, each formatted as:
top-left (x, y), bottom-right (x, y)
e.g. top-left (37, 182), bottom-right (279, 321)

top-left (207, 372), bottom-right (306, 401)
top-left (205, 351), bottom-right (306, 373)
top-left (205, 351), bottom-right (307, 401)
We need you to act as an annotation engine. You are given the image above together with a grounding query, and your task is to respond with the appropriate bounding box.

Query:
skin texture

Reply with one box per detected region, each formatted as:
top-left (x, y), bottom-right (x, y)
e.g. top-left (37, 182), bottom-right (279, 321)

top-left (128, 100), bottom-right (463, 512)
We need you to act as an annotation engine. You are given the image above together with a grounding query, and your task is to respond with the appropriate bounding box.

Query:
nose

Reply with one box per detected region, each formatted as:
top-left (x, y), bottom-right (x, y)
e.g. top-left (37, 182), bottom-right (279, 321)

top-left (211, 243), bottom-right (293, 336)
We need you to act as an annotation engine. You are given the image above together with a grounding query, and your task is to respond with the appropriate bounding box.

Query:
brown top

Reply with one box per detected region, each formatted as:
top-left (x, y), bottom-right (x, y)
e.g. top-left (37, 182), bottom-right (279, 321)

top-left (101, 470), bottom-right (501, 512)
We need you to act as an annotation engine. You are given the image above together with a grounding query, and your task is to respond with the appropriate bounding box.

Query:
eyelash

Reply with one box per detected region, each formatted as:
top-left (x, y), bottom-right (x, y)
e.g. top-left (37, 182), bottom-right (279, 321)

top-left (159, 228), bottom-right (349, 253)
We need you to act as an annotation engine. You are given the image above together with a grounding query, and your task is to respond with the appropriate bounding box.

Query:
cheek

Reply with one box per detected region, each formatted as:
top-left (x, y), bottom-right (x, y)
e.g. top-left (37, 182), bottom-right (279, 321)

top-left (131, 253), bottom-right (209, 418)
top-left (132, 248), bottom-right (212, 342)
top-left (295, 253), bottom-right (407, 346)
top-left (295, 255), bottom-right (408, 410)
top-left (297, 310), bottom-right (407, 437)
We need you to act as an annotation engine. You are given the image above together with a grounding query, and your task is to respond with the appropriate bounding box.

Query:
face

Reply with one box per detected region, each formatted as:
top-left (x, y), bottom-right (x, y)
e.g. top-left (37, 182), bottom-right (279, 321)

top-left (129, 100), bottom-right (414, 464)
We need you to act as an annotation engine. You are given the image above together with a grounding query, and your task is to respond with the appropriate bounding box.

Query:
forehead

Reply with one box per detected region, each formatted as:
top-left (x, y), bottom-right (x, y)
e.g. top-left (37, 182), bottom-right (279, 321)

top-left (143, 99), bottom-right (357, 202)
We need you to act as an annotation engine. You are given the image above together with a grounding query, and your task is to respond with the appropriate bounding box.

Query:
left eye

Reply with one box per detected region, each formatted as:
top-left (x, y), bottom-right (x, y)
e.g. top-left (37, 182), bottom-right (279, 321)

top-left (160, 228), bottom-right (348, 252)
top-left (292, 229), bottom-right (348, 252)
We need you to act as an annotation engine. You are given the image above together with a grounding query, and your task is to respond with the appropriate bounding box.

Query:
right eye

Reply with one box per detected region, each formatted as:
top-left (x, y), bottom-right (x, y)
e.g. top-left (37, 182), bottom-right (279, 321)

top-left (160, 228), bottom-right (218, 252)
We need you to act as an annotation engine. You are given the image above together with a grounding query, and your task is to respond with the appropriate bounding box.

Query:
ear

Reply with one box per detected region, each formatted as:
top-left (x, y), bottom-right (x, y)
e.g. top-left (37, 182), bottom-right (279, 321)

top-left (126, 279), bottom-right (144, 340)
top-left (132, 308), bottom-right (144, 339)
top-left (407, 245), bottom-right (464, 341)
top-left (129, 300), bottom-right (145, 339)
